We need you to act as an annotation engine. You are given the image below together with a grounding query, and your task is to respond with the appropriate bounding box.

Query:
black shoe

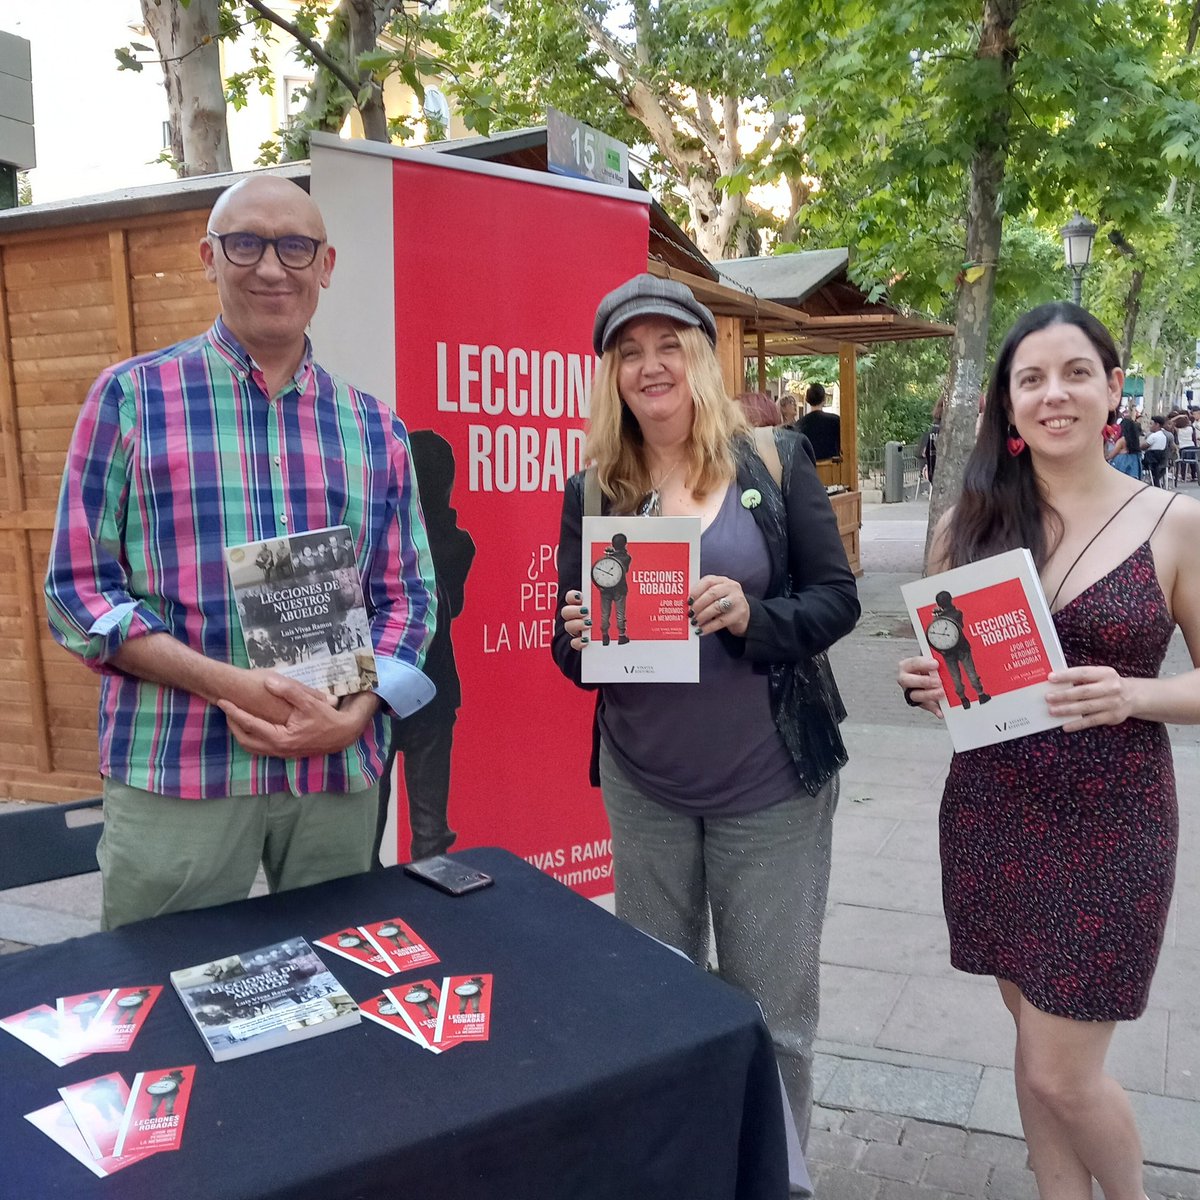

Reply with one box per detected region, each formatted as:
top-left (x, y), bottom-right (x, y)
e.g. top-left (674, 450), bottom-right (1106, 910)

top-left (978, 693), bottom-right (991, 704)
top-left (602, 634), bottom-right (610, 646)
top-left (618, 635), bottom-right (630, 645)
top-left (961, 697), bottom-right (971, 710)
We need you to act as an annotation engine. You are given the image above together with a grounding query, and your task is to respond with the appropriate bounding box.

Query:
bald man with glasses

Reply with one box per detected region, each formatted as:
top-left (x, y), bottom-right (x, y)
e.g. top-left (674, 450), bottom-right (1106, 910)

top-left (46, 175), bottom-right (437, 929)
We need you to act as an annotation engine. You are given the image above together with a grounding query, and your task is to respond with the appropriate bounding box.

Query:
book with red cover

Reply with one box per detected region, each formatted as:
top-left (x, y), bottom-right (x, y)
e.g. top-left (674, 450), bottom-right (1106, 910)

top-left (433, 974), bottom-right (493, 1047)
top-left (580, 515), bottom-right (701, 684)
top-left (112, 1065), bottom-right (196, 1158)
top-left (901, 548), bottom-right (1069, 752)
top-left (360, 917), bottom-right (439, 973)
top-left (58, 1072), bottom-right (131, 1160)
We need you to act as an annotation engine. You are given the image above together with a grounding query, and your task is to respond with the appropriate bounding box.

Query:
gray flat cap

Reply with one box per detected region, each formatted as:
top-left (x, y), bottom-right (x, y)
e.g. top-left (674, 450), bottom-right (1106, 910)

top-left (593, 273), bottom-right (718, 355)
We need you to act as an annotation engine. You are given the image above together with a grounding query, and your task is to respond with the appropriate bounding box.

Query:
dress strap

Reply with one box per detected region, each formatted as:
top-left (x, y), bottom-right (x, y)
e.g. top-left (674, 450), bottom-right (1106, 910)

top-left (1146, 490), bottom-right (1182, 541)
top-left (1048, 485), bottom-right (1151, 612)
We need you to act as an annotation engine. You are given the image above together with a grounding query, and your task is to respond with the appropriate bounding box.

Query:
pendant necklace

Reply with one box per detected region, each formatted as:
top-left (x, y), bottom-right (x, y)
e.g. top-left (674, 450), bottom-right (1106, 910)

top-left (640, 459), bottom-right (684, 517)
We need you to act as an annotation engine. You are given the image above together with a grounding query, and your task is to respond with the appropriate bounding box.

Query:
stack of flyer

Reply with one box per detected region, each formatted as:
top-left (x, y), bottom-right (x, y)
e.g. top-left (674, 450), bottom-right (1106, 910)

top-left (170, 936), bottom-right (360, 1062)
top-left (25, 1065), bottom-right (196, 1178)
top-left (361, 975), bottom-right (493, 1053)
top-left (1, 985), bottom-right (162, 1065)
top-left (314, 917), bottom-right (439, 976)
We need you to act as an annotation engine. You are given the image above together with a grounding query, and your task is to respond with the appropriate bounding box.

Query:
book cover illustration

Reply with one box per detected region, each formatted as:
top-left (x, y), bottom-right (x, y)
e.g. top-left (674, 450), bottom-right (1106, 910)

top-left (225, 525), bottom-right (378, 698)
top-left (112, 1065), bottom-right (196, 1158)
top-left (433, 974), bottom-right (493, 1048)
top-left (171, 937), bottom-right (360, 1062)
top-left (360, 917), bottom-right (439, 973)
top-left (313, 927), bottom-right (396, 977)
top-left (74, 986), bottom-right (162, 1055)
top-left (901, 548), bottom-right (1069, 752)
top-left (580, 514), bottom-right (701, 684)
top-left (24, 1101), bottom-right (150, 1178)
top-left (58, 1072), bottom-right (131, 1160)
top-left (1, 1003), bottom-right (87, 1066)
top-left (358, 992), bottom-right (426, 1046)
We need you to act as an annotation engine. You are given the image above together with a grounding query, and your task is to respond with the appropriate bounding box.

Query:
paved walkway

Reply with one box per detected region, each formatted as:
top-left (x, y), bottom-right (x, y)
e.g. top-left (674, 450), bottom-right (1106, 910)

top-left (3, 493), bottom-right (1199, 1199)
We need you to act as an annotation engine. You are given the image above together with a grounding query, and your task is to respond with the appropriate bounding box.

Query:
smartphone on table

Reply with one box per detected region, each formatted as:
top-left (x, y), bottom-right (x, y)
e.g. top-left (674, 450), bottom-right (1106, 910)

top-left (403, 855), bottom-right (495, 896)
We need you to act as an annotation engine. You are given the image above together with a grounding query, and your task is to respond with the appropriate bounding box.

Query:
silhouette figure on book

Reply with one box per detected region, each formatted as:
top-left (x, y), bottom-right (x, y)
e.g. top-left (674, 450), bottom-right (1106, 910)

top-left (925, 591), bottom-right (991, 709)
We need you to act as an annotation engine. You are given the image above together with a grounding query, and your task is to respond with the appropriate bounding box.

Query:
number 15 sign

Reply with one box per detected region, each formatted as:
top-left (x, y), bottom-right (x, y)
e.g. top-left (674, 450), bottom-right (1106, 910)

top-left (547, 107), bottom-right (629, 189)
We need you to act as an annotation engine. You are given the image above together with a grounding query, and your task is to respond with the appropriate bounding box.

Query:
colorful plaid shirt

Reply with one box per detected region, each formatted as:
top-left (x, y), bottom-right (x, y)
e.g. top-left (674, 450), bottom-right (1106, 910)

top-left (45, 318), bottom-right (436, 799)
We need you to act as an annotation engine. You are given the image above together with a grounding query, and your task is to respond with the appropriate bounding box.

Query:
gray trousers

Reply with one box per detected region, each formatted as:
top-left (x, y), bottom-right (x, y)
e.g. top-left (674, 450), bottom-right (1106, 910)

top-left (599, 744), bottom-right (838, 1152)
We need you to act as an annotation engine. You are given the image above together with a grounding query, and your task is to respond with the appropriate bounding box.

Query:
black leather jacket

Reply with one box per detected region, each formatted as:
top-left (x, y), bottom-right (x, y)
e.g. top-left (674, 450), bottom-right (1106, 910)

top-left (552, 429), bottom-right (860, 795)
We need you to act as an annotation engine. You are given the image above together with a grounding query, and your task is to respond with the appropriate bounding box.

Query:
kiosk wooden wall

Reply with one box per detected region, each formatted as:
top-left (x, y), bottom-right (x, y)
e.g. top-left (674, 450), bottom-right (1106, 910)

top-left (0, 208), bottom-right (216, 800)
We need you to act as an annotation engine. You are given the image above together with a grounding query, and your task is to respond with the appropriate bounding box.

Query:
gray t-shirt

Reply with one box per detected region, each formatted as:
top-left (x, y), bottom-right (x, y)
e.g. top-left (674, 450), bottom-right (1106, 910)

top-left (599, 483), bottom-right (798, 815)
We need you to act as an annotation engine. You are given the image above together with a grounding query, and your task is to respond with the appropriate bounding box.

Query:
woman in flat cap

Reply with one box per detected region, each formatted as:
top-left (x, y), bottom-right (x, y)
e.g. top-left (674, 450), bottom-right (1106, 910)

top-left (552, 273), bottom-right (859, 1158)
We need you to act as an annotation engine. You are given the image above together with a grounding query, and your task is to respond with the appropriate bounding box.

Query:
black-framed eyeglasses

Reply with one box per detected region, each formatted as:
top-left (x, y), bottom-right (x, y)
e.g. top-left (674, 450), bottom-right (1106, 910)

top-left (207, 230), bottom-right (324, 270)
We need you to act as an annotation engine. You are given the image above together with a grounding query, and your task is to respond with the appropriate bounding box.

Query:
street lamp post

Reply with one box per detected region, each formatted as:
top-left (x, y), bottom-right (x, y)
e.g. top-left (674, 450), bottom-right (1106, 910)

top-left (1060, 212), bottom-right (1098, 306)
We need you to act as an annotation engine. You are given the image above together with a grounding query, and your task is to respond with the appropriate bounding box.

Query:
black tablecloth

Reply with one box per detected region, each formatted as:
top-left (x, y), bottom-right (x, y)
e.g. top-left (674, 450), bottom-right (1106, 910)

top-left (0, 849), bottom-right (788, 1200)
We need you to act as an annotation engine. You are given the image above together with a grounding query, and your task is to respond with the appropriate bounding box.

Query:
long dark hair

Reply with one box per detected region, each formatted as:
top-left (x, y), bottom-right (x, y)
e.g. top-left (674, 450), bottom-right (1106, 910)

top-left (1119, 416), bottom-right (1141, 455)
top-left (946, 302), bottom-right (1120, 570)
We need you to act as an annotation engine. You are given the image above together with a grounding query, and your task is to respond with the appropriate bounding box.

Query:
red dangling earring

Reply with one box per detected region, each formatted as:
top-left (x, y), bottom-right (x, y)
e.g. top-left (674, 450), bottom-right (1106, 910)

top-left (1007, 426), bottom-right (1026, 457)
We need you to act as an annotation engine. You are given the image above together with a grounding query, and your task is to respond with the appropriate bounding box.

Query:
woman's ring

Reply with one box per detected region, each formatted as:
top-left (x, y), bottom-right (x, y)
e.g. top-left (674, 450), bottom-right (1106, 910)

top-left (718, 596), bottom-right (733, 613)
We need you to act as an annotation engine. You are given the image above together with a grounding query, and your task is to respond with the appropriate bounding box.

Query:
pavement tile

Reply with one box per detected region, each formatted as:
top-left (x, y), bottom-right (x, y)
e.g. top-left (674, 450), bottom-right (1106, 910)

top-left (810, 1163), bottom-right (882, 1200)
top-left (815, 1041), bottom-right (983, 1079)
top-left (1106, 1004), bottom-right (1169, 1095)
top-left (831, 813), bottom-right (902, 858)
top-left (877, 975), bottom-right (1013, 1068)
top-left (818, 964), bottom-right (907, 1046)
top-left (985, 1165), bottom-right (1039, 1200)
top-left (1165, 1008), bottom-right (1200, 1102)
top-left (899, 1123), bottom-right (967, 1156)
top-left (919, 1152), bottom-right (990, 1196)
top-left (820, 906), bottom-right (956, 979)
top-left (840, 1111), bottom-right (904, 1145)
top-left (965, 1069), bottom-right (1023, 1140)
top-left (1148, 946), bottom-right (1200, 1013)
top-left (876, 819), bottom-right (942, 865)
top-left (875, 1187), bottom-right (959, 1200)
top-left (823, 1060), bottom-right (977, 1126)
top-left (813, 1052), bottom-right (841, 1101)
top-left (859, 1142), bottom-right (928, 1184)
top-left (806, 1129), bottom-right (867, 1170)
top-left (1131, 1091), bottom-right (1200, 1172)
top-left (829, 852), bottom-right (945, 917)
top-left (1144, 1164), bottom-right (1200, 1199)
top-left (811, 1105), bottom-right (846, 1134)
top-left (961, 1131), bottom-right (1029, 1169)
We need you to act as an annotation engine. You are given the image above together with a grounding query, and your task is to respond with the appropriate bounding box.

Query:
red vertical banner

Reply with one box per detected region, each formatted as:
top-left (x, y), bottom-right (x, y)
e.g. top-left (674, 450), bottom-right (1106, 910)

top-left (389, 157), bottom-right (649, 895)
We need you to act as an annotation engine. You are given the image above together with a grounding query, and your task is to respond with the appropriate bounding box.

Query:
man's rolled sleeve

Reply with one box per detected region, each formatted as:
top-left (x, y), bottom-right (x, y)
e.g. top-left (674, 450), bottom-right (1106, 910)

top-left (364, 418), bottom-right (438, 717)
top-left (44, 370), bottom-right (167, 669)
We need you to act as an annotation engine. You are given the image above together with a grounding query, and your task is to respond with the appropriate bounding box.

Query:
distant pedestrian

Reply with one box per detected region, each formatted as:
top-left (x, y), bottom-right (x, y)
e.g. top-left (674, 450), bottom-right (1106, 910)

top-left (797, 383), bottom-right (841, 460)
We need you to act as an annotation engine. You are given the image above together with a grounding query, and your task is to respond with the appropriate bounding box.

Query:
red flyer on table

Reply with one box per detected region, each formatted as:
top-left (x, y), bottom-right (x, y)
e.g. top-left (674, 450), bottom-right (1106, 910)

top-left (56, 989), bottom-right (117, 1052)
top-left (58, 1072), bottom-right (131, 1160)
top-left (360, 917), bottom-right (439, 973)
top-left (359, 993), bottom-right (425, 1046)
top-left (25, 1101), bottom-right (152, 1177)
top-left (433, 974), bottom-right (493, 1047)
top-left (387, 979), bottom-right (454, 1052)
top-left (0, 1003), bottom-right (88, 1066)
top-left (314, 928), bottom-right (395, 977)
top-left (113, 1065), bottom-right (195, 1157)
top-left (75, 986), bottom-right (162, 1054)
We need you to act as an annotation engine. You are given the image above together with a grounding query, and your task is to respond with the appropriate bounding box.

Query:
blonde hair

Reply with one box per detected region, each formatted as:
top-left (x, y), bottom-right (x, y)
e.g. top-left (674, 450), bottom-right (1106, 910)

top-left (586, 325), bottom-right (748, 513)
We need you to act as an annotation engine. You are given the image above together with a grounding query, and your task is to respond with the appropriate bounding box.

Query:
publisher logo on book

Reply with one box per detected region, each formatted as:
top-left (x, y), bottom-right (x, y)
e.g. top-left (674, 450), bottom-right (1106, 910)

top-left (623, 665), bottom-right (655, 675)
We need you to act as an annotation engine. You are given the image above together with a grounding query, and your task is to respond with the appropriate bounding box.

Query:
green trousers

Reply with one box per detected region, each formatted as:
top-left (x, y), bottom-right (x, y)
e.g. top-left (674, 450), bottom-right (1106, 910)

top-left (98, 778), bottom-right (378, 931)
